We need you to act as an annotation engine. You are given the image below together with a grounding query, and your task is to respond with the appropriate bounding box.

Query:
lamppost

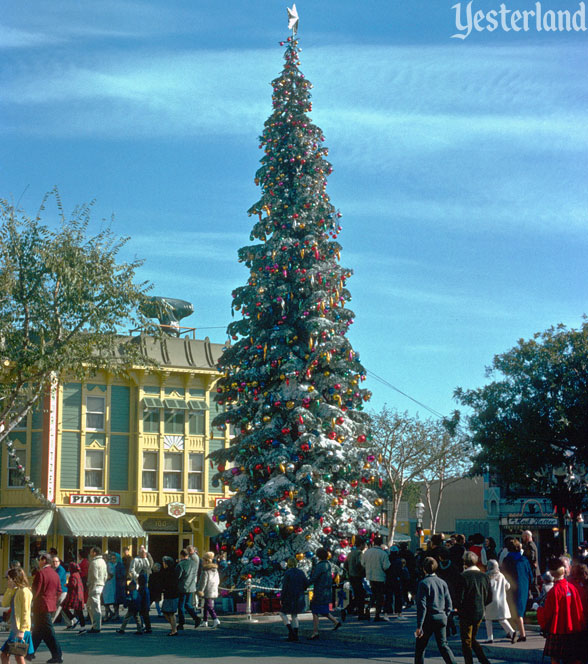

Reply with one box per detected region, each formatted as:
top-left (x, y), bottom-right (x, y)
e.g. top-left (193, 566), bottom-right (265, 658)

top-left (415, 501), bottom-right (425, 548)
top-left (552, 464), bottom-right (568, 554)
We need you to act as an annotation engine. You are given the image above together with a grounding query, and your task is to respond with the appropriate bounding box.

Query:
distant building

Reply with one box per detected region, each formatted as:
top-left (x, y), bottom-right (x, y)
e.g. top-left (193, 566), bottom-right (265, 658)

top-left (407, 475), bottom-right (587, 566)
top-left (0, 333), bottom-right (229, 581)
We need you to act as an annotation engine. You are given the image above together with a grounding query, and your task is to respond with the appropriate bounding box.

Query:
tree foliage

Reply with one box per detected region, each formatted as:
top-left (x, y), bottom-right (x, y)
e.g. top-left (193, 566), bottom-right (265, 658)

top-left (209, 39), bottom-right (376, 585)
top-left (0, 191), bottom-right (154, 446)
top-left (455, 322), bottom-right (588, 497)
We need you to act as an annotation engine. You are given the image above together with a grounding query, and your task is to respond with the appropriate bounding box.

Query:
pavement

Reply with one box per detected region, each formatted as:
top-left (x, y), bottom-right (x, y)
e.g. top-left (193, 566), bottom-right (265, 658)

top-left (220, 608), bottom-right (547, 663)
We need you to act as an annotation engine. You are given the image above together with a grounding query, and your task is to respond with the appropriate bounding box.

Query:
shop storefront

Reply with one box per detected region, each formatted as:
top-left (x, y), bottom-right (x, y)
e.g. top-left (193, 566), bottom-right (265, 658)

top-left (500, 508), bottom-right (560, 567)
top-left (0, 507), bottom-right (55, 574)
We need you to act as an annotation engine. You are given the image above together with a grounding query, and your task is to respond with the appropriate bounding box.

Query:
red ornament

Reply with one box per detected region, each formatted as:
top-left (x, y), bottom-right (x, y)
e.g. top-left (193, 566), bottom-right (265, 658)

top-left (322, 526), bottom-right (332, 534)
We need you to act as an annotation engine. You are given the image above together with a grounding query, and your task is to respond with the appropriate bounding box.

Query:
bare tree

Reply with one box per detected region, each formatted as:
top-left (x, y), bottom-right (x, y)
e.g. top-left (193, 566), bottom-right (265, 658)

top-left (418, 414), bottom-right (471, 534)
top-left (368, 406), bottom-right (435, 546)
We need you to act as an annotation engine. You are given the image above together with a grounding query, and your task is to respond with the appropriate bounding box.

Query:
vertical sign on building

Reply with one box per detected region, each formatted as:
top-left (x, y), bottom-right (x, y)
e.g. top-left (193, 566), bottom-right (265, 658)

top-left (46, 373), bottom-right (58, 502)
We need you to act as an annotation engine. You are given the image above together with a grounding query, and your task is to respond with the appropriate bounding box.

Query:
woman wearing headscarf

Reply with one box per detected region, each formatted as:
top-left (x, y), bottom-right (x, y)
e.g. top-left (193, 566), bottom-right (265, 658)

top-left (484, 559), bottom-right (516, 643)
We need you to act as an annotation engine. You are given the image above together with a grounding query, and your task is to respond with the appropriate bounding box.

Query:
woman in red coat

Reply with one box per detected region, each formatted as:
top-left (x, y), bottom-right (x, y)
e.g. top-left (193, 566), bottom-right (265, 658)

top-left (60, 563), bottom-right (87, 634)
top-left (537, 557), bottom-right (586, 664)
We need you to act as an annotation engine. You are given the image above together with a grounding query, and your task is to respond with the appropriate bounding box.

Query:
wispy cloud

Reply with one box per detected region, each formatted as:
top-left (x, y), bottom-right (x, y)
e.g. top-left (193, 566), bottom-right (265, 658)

top-left (3, 43), bottom-right (587, 150)
top-left (129, 230), bottom-right (244, 262)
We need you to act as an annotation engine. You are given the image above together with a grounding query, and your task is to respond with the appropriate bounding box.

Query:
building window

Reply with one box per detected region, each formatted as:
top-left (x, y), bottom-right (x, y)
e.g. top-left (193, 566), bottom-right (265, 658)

top-left (8, 455), bottom-right (25, 488)
top-left (163, 452), bottom-right (182, 491)
top-left (188, 411), bottom-right (205, 436)
top-left (188, 453), bottom-right (204, 491)
top-left (9, 535), bottom-right (24, 568)
top-left (143, 409), bottom-right (159, 434)
top-left (142, 451), bottom-right (158, 490)
top-left (164, 410), bottom-right (184, 435)
top-left (85, 449), bottom-right (104, 489)
top-left (86, 396), bottom-right (105, 430)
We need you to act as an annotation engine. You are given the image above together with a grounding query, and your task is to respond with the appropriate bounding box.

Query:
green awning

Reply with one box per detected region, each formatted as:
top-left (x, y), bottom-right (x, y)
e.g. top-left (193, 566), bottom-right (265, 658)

top-left (163, 398), bottom-right (188, 410)
top-left (57, 507), bottom-right (145, 537)
top-left (187, 400), bottom-right (208, 411)
top-left (0, 508), bottom-right (55, 536)
top-left (143, 397), bottom-right (163, 409)
top-left (204, 512), bottom-right (224, 537)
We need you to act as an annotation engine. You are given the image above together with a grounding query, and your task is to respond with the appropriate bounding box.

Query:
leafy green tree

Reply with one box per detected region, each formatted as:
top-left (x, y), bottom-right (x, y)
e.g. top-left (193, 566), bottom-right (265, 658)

top-left (209, 37), bottom-right (376, 585)
top-left (455, 323), bottom-right (588, 539)
top-left (0, 191), bottom-right (154, 453)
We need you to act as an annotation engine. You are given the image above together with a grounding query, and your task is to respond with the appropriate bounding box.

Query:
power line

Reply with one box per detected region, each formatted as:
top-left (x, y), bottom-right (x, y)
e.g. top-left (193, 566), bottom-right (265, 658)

top-left (366, 368), bottom-right (447, 419)
top-left (194, 325), bottom-right (447, 420)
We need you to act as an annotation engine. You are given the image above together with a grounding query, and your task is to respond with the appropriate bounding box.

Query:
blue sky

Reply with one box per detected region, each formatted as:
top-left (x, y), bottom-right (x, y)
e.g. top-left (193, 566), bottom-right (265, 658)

top-left (2, 0), bottom-right (588, 419)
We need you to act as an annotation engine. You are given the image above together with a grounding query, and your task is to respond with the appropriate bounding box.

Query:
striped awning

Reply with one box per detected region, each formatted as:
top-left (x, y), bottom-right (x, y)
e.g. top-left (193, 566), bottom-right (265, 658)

top-left (57, 507), bottom-right (145, 537)
top-left (0, 508), bottom-right (55, 536)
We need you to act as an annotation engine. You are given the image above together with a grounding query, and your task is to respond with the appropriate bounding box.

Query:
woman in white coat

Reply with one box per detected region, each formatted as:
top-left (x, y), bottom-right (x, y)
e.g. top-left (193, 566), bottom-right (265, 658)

top-left (484, 559), bottom-right (516, 643)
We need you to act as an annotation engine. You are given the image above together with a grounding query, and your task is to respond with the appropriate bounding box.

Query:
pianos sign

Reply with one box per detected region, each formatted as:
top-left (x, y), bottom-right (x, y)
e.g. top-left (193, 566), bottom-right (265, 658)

top-left (69, 494), bottom-right (120, 506)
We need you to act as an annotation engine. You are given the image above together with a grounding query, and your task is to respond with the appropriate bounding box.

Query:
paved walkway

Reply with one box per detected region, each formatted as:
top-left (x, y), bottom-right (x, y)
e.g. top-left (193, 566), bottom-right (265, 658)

top-left (220, 608), bottom-right (546, 663)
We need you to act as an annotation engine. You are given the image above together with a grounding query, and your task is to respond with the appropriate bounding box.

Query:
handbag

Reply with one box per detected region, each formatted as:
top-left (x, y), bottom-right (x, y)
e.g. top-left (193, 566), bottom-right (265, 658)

top-left (8, 639), bottom-right (28, 656)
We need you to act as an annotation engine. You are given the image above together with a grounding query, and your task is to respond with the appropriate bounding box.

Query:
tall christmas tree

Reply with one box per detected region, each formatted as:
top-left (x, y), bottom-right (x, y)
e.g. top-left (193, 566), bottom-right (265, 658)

top-left (211, 22), bottom-right (380, 585)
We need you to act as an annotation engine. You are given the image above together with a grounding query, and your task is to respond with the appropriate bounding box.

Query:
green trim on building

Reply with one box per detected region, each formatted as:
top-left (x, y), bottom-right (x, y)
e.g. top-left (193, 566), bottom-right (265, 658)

top-left (111, 385), bottom-right (130, 433)
top-left (109, 435), bottom-right (129, 491)
top-left (60, 432), bottom-right (81, 489)
top-left (208, 439), bottom-right (224, 493)
top-left (30, 431), bottom-right (43, 488)
top-left (85, 433), bottom-right (105, 447)
top-left (62, 384), bottom-right (82, 430)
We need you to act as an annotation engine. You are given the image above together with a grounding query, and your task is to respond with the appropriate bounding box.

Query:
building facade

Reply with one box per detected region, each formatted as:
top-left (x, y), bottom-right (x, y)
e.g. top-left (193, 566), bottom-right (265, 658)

top-left (0, 335), bottom-right (228, 583)
top-left (406, 475), bottom-right (587, 566)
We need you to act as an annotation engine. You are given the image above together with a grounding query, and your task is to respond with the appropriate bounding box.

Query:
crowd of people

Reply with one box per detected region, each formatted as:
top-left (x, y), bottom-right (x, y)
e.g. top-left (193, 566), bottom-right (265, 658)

top-left (1, 532), bottom-right (587, 664)
top-left (321, 530), bottom-right (588, 664)
top-left (0, 544), bottom-right (221, 663)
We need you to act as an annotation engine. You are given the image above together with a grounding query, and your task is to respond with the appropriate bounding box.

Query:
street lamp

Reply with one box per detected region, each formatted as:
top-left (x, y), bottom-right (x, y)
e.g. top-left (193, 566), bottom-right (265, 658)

top-left (415, 501), bottom-right (425, 547)
top-left (552, 464), bottom-right (568, 554)
top-left (535, 460), bottom-right (588, 555)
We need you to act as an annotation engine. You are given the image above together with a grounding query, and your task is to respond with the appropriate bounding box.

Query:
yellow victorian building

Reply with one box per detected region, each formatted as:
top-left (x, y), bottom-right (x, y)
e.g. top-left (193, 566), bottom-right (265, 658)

top-left (0, 333), bottom-right (228, 581)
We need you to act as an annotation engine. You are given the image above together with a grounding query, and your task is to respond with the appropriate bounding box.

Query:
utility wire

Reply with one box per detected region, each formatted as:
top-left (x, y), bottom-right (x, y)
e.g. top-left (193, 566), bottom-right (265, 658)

top-left (366, 368), bottom-right (447, 420)
top-left (194, 326), bottom-right (448, 420)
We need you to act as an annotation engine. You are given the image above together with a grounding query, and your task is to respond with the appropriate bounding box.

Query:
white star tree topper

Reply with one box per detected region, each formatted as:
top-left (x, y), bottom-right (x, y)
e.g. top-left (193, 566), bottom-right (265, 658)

top-left (287, 4), bottom-right (299, 35)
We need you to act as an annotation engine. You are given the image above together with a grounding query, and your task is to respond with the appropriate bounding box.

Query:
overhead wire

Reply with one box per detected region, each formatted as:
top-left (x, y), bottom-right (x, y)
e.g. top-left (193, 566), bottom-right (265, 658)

top-left (195, 325), bottom-right (448, 421)
top-left (366, 368), bottom-right (447, 420)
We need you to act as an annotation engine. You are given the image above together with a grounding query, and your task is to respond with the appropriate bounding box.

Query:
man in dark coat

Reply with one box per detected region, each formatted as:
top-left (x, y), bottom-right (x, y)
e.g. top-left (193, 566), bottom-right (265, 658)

top-left (522, 530), bottom-right (540, 597)
top-left (32, 551), bottom-right (63, 663)
top-left (455, 551), bottom-right (493, 664)
top-left (343, 536), bottom-right (366, 618)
